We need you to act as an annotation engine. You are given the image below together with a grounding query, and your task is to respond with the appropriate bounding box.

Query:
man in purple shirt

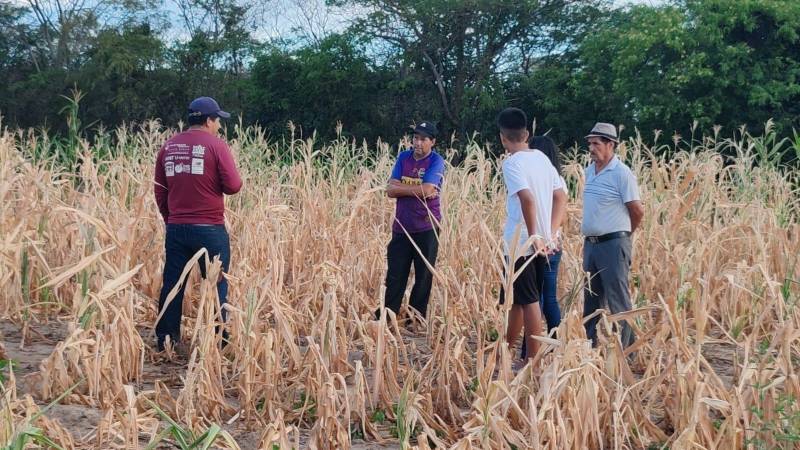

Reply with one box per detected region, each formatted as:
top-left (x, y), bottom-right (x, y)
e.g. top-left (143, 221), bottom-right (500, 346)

top-left (377, 121), bottom-right (446, 322)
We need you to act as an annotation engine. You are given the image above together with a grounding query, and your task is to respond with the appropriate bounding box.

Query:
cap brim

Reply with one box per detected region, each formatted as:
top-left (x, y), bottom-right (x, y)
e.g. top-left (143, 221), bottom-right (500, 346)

top-left (585, 133), bottom-right (618, 142)
top-left (217, 110), bottom-right (231, 119)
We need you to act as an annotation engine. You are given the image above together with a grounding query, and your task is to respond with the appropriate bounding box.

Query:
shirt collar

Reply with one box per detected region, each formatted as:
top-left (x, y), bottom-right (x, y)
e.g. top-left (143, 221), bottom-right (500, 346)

top-left (607, 155), bottom-right (620, 171)
top-left (411, 148), bottom-right (436, 161)
top-left (591, 155), bottom-right (620, 175)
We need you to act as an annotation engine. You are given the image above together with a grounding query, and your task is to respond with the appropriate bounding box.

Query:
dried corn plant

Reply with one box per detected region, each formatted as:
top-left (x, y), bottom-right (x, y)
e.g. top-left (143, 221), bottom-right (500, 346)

top-left (33, 285), bottom-right (144, 408)
top-left (0, 369), bottom-right (77, 449)
top-left (174, 254), bottom-right (235, 427)
top-left (0, 122), bottom-right (798, 449)
top-left (89, 385), bottom-right (159, 449)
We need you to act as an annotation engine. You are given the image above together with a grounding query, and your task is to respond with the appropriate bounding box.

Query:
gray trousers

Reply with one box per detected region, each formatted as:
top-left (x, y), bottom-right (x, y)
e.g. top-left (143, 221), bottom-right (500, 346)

top-left (583, 235), bottom-right (636, 348)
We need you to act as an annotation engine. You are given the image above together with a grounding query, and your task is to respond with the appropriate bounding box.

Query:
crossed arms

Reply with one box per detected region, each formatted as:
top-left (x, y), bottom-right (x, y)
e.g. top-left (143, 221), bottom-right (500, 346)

top-left (386, 179), bottom-right (439, 199)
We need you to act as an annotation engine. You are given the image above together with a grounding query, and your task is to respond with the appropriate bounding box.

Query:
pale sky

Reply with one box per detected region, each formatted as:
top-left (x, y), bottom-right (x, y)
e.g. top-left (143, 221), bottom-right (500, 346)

top-left (11, 0), bottom-right (671, 43)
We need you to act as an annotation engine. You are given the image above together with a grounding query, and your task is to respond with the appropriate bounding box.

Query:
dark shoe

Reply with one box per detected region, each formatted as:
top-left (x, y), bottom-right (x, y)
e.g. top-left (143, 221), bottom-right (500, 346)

top-left (375, 307), bottom-right (398, 321)
top-left (512, 359), bottom-right (529, 373)
top-left (220, 329), bottom-right (230, 349)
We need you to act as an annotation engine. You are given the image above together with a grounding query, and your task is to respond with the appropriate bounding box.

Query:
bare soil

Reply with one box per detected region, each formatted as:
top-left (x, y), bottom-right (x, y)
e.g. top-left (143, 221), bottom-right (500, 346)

top-left (1, 319), bottom-right (740, 449)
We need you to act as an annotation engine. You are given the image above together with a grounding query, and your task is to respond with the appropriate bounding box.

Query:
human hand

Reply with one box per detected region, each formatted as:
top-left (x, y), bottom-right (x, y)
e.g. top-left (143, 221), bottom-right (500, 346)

top-left (423, 189), bottom-right (438, 199)
top-left (549, 229), bottom-right (563, 253)
top-left (532, 237), bottom-right (547, 256)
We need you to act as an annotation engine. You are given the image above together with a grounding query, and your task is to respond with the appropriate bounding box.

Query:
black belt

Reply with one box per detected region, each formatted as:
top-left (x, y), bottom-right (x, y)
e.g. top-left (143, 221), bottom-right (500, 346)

top-left (168, 223), bottom-right (223, 227)
top-left (585, 231), bottom-right (630, 244)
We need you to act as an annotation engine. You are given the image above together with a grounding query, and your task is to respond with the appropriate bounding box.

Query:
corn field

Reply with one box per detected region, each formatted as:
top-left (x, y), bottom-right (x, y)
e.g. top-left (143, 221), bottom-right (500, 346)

top-left (1, 121), bottom-right (799, 449)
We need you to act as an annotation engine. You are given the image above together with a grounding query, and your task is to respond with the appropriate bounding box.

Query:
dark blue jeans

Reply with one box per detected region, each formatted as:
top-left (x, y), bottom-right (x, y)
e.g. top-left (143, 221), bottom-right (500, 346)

top-left (520, 250), bottom-right (562, 358)
top-left (540, 250), bottom-right (563, 332)
top-left (156, 224), bottom-right (230, 348)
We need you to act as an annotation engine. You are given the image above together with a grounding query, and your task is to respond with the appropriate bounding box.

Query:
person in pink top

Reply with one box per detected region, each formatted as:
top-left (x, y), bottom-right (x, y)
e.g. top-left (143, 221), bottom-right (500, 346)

top-left (153, 96), bottom-right (242, 352)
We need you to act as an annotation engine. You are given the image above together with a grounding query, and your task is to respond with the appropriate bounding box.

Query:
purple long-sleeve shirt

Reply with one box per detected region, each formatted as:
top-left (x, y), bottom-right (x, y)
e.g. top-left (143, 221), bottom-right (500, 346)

top-left (389, 149), bottom-right (445, 233)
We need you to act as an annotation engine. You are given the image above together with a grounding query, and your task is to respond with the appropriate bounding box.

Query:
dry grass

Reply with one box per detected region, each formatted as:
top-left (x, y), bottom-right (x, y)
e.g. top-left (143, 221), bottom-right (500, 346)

top-left (0, 122), bottom-right (798, 449)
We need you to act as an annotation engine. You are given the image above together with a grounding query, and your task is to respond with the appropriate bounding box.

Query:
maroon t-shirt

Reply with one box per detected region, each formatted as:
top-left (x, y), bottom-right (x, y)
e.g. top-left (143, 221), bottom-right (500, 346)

top-left (154, 129), bottom-right (242, 224)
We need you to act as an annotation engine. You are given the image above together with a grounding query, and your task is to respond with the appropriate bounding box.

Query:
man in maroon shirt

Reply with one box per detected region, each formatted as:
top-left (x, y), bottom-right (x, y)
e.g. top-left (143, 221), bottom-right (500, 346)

top-left (154, 96), bottom-right (242, 352)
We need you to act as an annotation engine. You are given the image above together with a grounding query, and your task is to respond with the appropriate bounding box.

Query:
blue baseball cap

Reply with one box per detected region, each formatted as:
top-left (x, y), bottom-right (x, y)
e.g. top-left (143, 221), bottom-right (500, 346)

top-left (188, 97), bottom-right (231, 119)
top-left (408, 120), bottom-right (438, 138)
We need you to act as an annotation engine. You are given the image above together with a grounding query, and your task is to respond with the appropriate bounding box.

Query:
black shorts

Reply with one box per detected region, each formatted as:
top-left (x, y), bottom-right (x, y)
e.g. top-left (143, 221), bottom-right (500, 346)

top-left (498, 255), bottom-right (545, 306)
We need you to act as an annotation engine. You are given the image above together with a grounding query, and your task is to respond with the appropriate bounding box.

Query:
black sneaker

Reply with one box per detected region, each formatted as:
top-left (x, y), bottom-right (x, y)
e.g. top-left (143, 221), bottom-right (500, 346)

top-left (220, 329), bottom-right (230, 349)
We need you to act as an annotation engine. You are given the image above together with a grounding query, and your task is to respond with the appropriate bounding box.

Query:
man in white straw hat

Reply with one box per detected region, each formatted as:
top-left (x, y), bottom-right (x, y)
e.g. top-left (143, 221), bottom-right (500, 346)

top-left (581, 122), bottom-right (644, 348)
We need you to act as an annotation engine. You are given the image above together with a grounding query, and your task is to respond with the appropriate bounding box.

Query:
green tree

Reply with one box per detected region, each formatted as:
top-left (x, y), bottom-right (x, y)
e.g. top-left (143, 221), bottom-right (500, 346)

top-left (78, 24), bottom-right (184, 125)
top-left (508, 0), bottom-right (800, 147)
top-left (248, 33), bottom-right (406, 142)
top-left (686, 0), bottom-right (800, 135)
top-left (333, 0), bottom-right (604, 139)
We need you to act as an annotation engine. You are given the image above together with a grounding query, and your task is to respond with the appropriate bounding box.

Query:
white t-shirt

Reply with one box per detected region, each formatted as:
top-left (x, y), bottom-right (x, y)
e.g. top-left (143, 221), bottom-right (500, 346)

top-left (502, 150), bottom-right (563, 257)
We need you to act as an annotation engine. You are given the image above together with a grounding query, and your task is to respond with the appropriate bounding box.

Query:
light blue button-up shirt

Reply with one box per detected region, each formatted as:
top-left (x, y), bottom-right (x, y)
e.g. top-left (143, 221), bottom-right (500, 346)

top-left (581, 155), bottom-right (641, 236)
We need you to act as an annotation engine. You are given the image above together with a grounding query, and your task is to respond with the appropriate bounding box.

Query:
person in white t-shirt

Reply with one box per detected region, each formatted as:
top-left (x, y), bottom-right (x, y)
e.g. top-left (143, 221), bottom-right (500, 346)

top-left (519, 135), bottom-right (568, 359)
top-left (496, 108), bottom-right (568, 362)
